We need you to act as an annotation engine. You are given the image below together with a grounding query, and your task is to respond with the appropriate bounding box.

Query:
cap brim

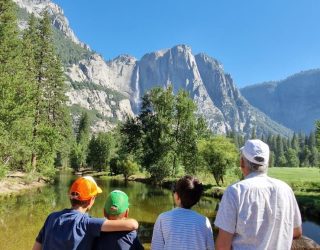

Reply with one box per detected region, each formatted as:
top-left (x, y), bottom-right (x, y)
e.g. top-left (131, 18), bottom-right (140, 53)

top-left (97, 186), bottom-right (102, 193)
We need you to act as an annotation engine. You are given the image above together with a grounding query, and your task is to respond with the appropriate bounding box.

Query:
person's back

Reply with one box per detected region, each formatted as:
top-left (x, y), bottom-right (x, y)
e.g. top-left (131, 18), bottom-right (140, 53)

top-left (151, 175), bottom-right (214, 250)
top-left (32, 177), bottom-right (139, 250)
top-left (217, 173), bottom-right (301, 249)
top-left (153, 207), bottom-right (213, 250)
top-left (94, 230), bottom-right (142, 250)
top-left (93, 190), bottom-right (144, 250)
top-left (215, 139), bottom-right (302, 250)
top-left (37, 209), bottom-right (104, 249)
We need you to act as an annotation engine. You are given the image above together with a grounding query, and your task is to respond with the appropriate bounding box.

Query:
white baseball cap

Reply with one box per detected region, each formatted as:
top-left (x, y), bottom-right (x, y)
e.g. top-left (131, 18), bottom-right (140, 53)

top-left (240, 139), bottom-right (270, 166)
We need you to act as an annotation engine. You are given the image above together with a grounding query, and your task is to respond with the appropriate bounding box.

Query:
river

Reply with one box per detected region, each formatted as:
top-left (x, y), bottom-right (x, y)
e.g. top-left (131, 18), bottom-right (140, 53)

top-left (0, 172), bottom-right (319, 249)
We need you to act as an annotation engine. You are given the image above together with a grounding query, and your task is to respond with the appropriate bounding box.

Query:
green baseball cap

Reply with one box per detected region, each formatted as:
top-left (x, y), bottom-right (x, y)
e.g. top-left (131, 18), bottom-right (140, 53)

top-left (104, 190), bottom-right (129, 215)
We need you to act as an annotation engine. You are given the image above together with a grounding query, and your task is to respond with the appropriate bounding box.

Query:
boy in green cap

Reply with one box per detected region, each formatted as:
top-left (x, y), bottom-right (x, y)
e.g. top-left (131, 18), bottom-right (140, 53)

top-left (93, 190), bottom-right (144, 250)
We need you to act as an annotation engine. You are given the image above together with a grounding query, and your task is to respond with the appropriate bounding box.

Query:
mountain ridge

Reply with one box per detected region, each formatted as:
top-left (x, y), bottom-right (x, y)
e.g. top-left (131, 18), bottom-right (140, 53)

top-left (14, 0), bottom-right (292, 137)
top-left (241, 69), bottom-right (320, 133)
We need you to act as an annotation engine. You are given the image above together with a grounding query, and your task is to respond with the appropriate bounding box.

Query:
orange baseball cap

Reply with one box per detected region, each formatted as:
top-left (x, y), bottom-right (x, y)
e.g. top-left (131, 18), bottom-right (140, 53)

top-left (69, 176), bottom-right (102, 201)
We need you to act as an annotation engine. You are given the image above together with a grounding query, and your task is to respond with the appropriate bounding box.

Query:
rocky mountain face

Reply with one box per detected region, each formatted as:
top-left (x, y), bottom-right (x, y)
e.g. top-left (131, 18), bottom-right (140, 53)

top-left (241, 69), bottom-right (320, 133)
top-left (67, 45), bottom-right (291, 136)
top-left (13, 0), bottom-right (88, 49)
top-left (14, 0), bottom-right (292, 136)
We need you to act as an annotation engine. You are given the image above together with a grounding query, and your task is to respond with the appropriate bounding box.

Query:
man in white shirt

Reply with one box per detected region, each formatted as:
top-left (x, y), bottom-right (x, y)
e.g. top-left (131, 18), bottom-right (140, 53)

top-left (214, 139), bottom-right (302, 250)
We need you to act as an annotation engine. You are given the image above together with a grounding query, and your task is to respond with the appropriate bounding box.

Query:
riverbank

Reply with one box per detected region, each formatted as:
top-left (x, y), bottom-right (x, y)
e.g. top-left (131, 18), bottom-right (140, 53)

top-left (0, 172), bottom-right (49, 197)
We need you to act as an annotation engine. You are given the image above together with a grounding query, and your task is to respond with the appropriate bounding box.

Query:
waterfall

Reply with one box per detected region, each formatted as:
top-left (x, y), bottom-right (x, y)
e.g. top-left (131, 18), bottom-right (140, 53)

top-left (133, 66), bottom-right (141, 112)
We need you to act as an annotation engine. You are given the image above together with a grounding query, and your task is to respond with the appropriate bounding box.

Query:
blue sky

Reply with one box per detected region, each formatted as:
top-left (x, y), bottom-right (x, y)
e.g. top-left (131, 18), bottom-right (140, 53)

top-left (54, 0), bottom-right (320, 87)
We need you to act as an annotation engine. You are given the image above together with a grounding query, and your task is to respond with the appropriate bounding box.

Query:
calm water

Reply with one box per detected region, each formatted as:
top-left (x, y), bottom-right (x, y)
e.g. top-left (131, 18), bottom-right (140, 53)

top-left (0, 172), bottom-right (319, 250)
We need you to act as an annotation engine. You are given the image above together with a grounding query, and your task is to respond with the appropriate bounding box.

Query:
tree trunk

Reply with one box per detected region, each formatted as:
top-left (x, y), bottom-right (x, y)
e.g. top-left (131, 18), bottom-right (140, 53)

top-left (31, 152), bottom-right (37, 170)
top-left (213, 174), bottom-right (220, 186)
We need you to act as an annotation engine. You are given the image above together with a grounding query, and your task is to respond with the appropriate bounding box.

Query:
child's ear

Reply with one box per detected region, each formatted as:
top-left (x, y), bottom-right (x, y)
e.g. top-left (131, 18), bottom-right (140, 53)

top-left (124, 208), bottom-right (129, 218)
top-left (173, 192), bottom-right (181, 207)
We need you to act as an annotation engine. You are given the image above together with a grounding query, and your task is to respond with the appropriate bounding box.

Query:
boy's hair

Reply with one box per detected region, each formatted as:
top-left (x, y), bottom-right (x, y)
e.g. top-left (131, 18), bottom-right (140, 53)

top-left (174, 175), bottom-right (203, 209)
top-left (70, 198), bottom-right (91, 207)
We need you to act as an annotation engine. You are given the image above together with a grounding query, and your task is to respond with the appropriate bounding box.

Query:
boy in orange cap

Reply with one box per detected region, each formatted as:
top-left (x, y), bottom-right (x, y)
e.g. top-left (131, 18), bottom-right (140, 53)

top-left (32, 176), bottom-right (138, 250)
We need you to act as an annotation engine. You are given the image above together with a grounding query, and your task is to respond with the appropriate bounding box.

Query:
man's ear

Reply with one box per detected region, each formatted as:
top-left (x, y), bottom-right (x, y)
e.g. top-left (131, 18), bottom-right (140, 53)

top-left (240, 157), bottom-right (245, 168)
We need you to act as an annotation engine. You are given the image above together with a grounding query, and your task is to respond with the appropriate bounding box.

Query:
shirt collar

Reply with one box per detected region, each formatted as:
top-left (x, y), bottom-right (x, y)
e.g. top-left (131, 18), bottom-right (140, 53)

top-left (245, 172), bottom-right (267, 179)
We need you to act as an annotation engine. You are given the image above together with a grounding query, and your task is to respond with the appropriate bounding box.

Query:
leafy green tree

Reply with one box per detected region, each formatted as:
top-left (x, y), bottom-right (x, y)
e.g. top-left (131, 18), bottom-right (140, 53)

top-left (119, 116), bottom-right (142, 158)
top-left (121, 86), bottom-right (207, 180)
top-left (118, 156), bottom-right (139, 181)
top-left (109, 155), bottom-right (139, 181)
top-left (198, 136), bottom-right (238, 186)
top-left (69, 143), bottom-right (83, 171)
top-left (173, 90), bottom-right (200, 174)
top-left (139, 86), bottom-right (175, 177)
top-left (87, 132), bottom-right (114, 171)
top-left (70, 112), bottom-right (90, 170)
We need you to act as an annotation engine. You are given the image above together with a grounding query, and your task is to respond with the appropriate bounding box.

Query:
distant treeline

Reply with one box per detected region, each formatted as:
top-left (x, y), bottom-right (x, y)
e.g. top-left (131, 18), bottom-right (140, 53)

top-left (228, 126), bottom-right (320, 168)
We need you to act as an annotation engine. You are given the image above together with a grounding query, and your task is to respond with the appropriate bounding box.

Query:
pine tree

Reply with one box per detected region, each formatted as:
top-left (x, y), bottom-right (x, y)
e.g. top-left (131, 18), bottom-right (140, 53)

top-left (250, 127), bottom-right (257, 139)
top-left (0, 0), bottom-right (33, 171)
top-left (291, 133), bottom-right (299, 151)
top-left (316, 121), bottom-right (320, 151)
top-left (28, 11), bottom-right (71, 173)
top-left (275, 135), bottom-right (286, 166)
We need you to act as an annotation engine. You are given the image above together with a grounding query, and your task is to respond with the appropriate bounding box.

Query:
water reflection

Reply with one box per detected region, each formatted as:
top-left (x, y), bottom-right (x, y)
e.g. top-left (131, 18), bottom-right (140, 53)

top-left (0, 171), bottom-right (318, 250)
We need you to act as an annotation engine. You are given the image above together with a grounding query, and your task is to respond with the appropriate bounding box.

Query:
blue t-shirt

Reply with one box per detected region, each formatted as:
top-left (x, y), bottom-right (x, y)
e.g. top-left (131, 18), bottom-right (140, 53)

top-left (36, 209), bottom-right (104, 250)
top-left (92, 230), bottom-right (144, 250)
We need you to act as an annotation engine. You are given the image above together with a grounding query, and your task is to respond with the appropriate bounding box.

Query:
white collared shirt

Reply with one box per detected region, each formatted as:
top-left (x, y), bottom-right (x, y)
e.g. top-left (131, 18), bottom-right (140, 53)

top-left (214, 172), bottom-right (302, 250)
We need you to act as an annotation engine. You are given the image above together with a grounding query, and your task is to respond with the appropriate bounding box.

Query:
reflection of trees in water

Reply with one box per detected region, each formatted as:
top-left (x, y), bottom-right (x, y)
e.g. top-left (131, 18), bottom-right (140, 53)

top-left (0, 185), bottom-right (62, 249)
top-left (137, 221), bottom-right (155, 245)
top-left (54, 172), bottom-right (76, 206)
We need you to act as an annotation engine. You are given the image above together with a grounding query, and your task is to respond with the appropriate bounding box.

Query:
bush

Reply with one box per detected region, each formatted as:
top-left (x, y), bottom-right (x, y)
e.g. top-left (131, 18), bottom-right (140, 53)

top-left (109, 155), bottom-right (139, 180)
top-left (0, 164), bottom-right (8, 180)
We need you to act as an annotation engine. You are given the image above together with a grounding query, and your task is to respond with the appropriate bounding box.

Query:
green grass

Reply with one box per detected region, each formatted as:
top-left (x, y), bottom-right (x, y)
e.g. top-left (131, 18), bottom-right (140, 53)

top-left (262, 167), bottom-right (320, 222)
top-left (268, 167), bottom-right (320, 183)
